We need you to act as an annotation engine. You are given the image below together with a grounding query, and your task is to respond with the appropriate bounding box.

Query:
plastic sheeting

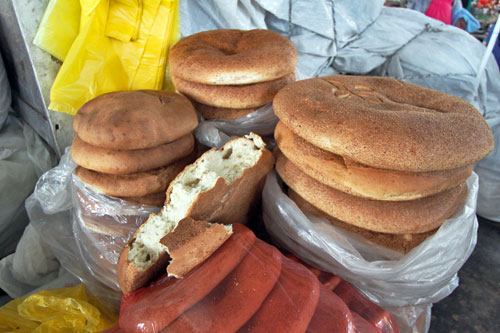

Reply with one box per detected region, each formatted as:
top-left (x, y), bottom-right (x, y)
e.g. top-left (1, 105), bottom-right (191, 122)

top-left (0, 53), bottom-right (10, 130)
top-left (263, 171), bottom-right (479, 332)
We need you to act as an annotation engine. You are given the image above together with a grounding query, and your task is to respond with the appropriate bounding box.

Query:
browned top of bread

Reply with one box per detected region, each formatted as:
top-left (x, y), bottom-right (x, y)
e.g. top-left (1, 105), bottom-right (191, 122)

top-left (73, 90), bottom-right (198, 150)
top-left (170, 29), bottom-right (297, 85)
top-left (276, 150), bottom-right (468, 234)
top-left (273, 75), bottom-right (494, 172)
top-left (275, 121), bottom-right (473, 201)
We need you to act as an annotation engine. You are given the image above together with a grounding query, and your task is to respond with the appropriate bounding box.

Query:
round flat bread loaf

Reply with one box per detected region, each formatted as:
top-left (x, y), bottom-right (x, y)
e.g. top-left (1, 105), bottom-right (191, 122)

top-left (170, 29), bottom-right (297, 85)
top-left (275, 121), bottom-right (473, 201)
top-left (75, 151), bottom-right (196, 197)
top-left (71, 133), bottom-right (195, 175)
top-left (276, 151), bottom-right (468, 234)
top-left (73, 90), bottom-right (198, 150)
top-left (173, 73), bottom-right (294, 109)
top-left (288, 189), bottom-right (437, 254)
top-left (190, 100), bottom-right (257, 120)
top-left (273, 75), bottom-right (494, 172)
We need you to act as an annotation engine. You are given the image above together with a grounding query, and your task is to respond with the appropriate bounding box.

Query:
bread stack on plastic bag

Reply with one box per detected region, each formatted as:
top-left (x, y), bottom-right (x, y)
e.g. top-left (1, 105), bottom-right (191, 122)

top-left (169, 29), bottom-right (298, 148)
top-left (273, 75), bottom-right (494, 253)
top-left (71, 90), bottom-right (198, 207)
top-left (69, 90), bottom-right (199, 288)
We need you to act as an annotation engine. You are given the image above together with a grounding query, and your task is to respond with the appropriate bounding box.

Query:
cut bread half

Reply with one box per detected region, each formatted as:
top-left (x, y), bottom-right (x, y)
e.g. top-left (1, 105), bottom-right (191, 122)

top-left (118, 134), bottom-right (274, 294)
top-left (161, 217), bottom-right (233, 279)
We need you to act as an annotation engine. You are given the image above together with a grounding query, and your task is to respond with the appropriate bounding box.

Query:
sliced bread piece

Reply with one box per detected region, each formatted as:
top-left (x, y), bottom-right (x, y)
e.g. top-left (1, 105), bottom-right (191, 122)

top-left (118, 133), bottom-right (274, 294)
top-left (161, 217), bottom-right (233, 279)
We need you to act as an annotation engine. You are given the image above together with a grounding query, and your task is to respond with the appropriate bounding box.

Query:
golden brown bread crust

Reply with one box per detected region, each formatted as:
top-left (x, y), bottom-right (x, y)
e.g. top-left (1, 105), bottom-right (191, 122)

top-left (71, 133), bottom-right (195, 175)
top-left (74, 151), bottom-right (196, 197)
top-left (190, 100), bottom-right (257, 120)
top-left (160, 217), bottom-right (232, 279)
top-left (73, 90), bottom-right (198, 150)
top-left (276, 151), bottom-right (468, 234)
top-left (273, 75), bottom-right (494, 172)
top-left (173, 73), bottom-right (294, 109)
top-left (288, 189), bottom-right (437, 254)
top-left (275, 121), bottom-right (473, 201)
top-left (170, 29), bottom-right (298, 85)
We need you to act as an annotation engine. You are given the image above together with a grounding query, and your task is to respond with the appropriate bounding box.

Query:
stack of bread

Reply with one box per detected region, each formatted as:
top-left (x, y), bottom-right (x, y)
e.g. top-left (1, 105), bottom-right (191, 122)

top-left (71, 90), bottom-right (199, 207)
top-left (273, 75), bottom-right (494, 253)
top-left (169, 29), bottom-right (298, 120)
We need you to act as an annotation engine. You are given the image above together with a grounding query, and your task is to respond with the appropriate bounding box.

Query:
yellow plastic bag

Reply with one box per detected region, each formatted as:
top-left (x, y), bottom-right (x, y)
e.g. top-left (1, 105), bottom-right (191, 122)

top-left (33, 0), bottom-right (81, 61)
top-left (49, 0), bottom-right (180, 115)
top-left (0, 284), bottom-right (117, 332)
top-left (106, 0), bottom-right (143, 42)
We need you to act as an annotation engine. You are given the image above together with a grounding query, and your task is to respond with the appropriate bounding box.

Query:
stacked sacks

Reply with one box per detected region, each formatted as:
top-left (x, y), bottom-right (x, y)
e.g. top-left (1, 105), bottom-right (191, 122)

top-left (71, 90), bottom-right (199, 206)
top-left (273, 75), bottom-right (494, 253)
top-left (170, 29), bottom-right (297, 120)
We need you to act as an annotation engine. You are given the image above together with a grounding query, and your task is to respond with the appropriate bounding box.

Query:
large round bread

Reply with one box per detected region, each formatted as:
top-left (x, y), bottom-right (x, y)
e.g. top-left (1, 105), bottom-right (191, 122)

top-left (173, 73), bottom-right (294, 109)
top-left (71, 133), bottom-right (195, 175)
top-left (276, 151), bottom-right (468, 234)
top-left (170, 29), bottom-right (297, 85)
top-left (288, 189), bottom-right (437, 254)
top-left (190, 100), bottom-right (257, 120)
top-left (74, 151), bottom-right (196, 197)
top-left (273, 75), bottom-right (494, 172)
top-left (275, 121), bottom-right (473, 201)
top-left (73, 90), bottom-right (198, 150)
top-left (119, 191), bottom-right (166, 207)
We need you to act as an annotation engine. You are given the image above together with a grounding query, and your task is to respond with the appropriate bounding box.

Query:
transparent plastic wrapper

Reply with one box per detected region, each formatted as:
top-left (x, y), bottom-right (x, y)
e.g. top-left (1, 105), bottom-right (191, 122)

top-left (475, 117), bottom-right (500, 222)
top-left (263, 171), bottom-right (479, 333)
top-left (194, 103), bottom-right (278, 148)
top-left (71, 175), bottom-right (160, 291)
top-left (0, 283), bottom-right (117, 331)
top-left (120, 223), bottom-right (397, 332)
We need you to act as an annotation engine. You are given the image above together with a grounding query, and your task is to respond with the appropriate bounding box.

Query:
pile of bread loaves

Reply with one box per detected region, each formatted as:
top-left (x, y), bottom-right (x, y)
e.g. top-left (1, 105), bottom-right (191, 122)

top-left (274, 75), bottom-right (494, 253)
top-left (71, 90), bottom-right (199, 207)
top-left (170, 29), bottom-right (297, 120)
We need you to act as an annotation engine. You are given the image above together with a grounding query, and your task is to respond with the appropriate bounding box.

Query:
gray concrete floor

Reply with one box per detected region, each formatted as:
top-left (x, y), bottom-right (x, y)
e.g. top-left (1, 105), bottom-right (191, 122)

top-left (429, 216), bottom-right (500, 332)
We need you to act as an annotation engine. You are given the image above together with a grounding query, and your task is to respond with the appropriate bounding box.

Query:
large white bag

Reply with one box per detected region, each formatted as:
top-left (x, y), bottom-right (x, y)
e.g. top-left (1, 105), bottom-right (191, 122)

top-left (263, 171), bottom-right (479, 332)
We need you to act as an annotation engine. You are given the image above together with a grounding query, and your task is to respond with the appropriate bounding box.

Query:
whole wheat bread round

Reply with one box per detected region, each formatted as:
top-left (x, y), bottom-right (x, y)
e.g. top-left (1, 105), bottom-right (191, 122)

top-left (170, 29), bottom-right (297, 85)
top-left (288, 189), bottom-right (437, 254)
top-left (73, 90), bottom-right (198, 150)
top-left (119, 191), bottom-right (167, 207)
top-left (190, 99), bottom-right (257, 120)
top-left (276, 151), bottom-right (468, 234)
top-left (273, 75), bottom-right (494, 172)
top-left (71, 133), bottom-right (195, 175)
top-left (173, 73), bottom-right (294, 109)
top-left (75, 150), bottom-right (196, 197)
top-left (118, 134), bottom-right (274, 293)
top-left (275, 121), bottom-right (473, 201)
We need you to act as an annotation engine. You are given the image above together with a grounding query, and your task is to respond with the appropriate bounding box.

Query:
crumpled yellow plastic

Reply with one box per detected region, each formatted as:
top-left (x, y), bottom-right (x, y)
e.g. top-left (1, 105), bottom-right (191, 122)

top-left (48, 0), bottom-right (180, 115)
top-left (0, 284), bottom-right (117, 332)
top-left (33, 0), bottom-right (81, 61)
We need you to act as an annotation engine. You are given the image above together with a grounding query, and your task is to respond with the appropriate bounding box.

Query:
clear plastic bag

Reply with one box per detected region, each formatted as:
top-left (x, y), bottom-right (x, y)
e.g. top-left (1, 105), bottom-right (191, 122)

top-left (118, 224), bottom-right (369, 332)
top-left (0, 53), bottom-right (11, 128)
top-left (0, 283), bottom-right (117, 331)
top-left (194, 103), bottom-right (278, 148)
top-left (71, 175), bottom-right (161, 291)
top-left (262, 171), bottom-right (479, 332)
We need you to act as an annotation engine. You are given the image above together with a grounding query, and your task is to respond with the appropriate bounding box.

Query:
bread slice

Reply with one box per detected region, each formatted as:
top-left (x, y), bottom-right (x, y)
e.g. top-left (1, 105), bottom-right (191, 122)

top-left (161, 217), bottom-right (233, 279)
top-left (118, 134), bottom-right (274, 294)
